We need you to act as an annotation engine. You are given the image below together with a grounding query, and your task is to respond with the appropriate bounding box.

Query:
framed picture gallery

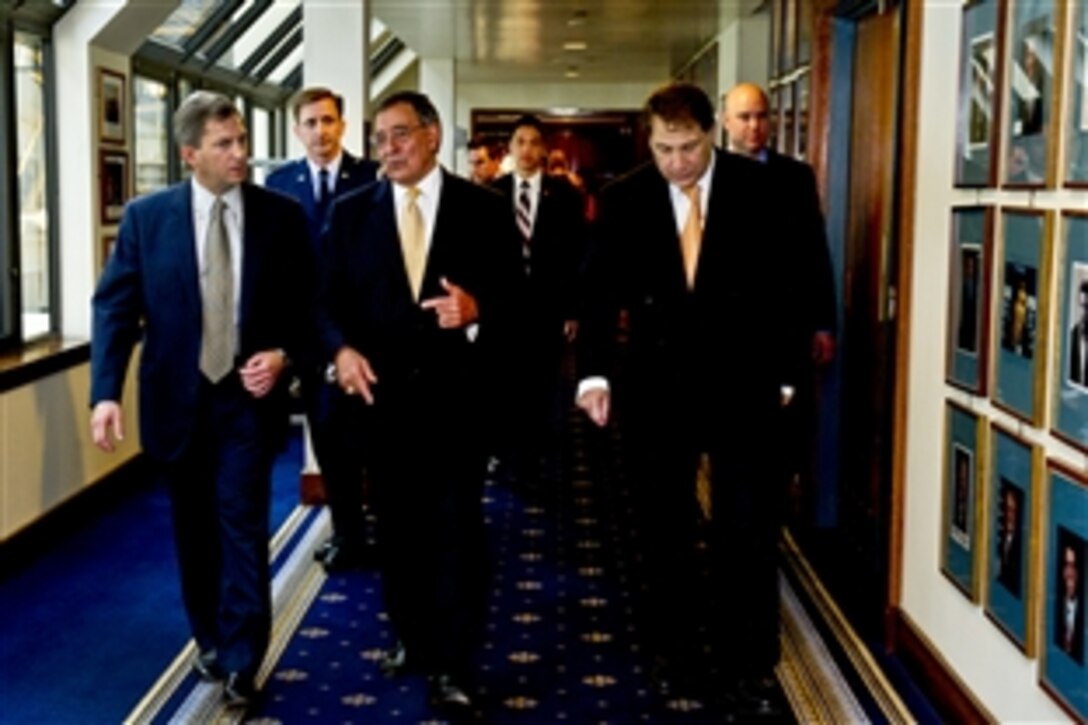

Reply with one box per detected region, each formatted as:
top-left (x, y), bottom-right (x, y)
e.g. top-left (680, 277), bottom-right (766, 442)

top-left (984, 424), bottom-right (1040, 655)
top-left (941, 402), bottom-right (986, 600)
top-left (1051, 212), bottom-right (1088, 452)
top-left (1064, 0), bottom-right (1088, 186)
top-left (992, 208), bottom-right (1051, 425)
top-left (1001, 0), bottom-right (1065, 188)
top-left (954, 0), bottom-right (1005, 187)
top-left (99, 149), bottom-right (129, 224)
top-left (97, 68), bottom-right (126, 145)
top-left (1039, 462), bottom-right (1088, 721)
top-left (946, 207), bottom-right (993, 393)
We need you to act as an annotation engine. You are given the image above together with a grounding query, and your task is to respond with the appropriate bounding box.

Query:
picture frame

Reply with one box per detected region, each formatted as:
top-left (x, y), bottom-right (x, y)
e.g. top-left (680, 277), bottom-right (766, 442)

top-left (99, 149), bottom-right (129, 225)
top-left (1064, 0), bottom-right (1088, 185)
top-left (941, 401), bottom-right (986, 601)
top-left (1051, 212), bottom-right (1088, 452)
top-left (946, 207), bottom-right (993, 393)
top-left (97, 68), bottom-right (126, 145)
top-left (984, 424), bottom-right (1041, 654)
top-left (1039, 461), bottom-right (1088, 721)
top-left (100, 235), bottom-right (116, 274)
top-left (1001, 0), bottom-right (1066, 188)
top-left (954, 0), bottom-right (1006, 187)
top-left (992, 208), bottom-right (1051, 425)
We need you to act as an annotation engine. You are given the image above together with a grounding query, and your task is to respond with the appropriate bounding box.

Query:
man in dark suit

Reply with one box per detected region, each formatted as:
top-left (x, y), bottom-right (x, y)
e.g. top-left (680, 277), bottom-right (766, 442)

top-left (317, 91), bottom-right (521, 714)
top-left (996, 482), bottom-right (1023, 598)
top-left (491, 115), bottom-right (588, 486)
top-left (722, 82), bottom-right (837, 514)
top-left (1068, 279), bottom-right (1088, 386)
top-left (266, 86), bottom-right (378, 572)
top-left (90, 91), bottom-right (311, 709)
top-left (578, 82), bottom-right (805, 716)
top-left (1056, 530), bottom-right (1085, 664)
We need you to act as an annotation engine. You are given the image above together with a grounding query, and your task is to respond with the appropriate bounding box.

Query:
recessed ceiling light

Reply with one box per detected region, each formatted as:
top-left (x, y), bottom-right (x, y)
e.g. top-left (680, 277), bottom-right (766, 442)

top-left (563, 41), bottom-right (588, 51)
top-left (568, 9), bottom-right (587, 26)
top-left (565, 68), bottom-right (580, 79)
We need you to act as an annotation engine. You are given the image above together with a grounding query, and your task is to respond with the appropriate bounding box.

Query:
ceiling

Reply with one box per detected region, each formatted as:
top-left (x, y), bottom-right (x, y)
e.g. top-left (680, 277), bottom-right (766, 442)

top-left (370, 0), bottom-right (753, 84)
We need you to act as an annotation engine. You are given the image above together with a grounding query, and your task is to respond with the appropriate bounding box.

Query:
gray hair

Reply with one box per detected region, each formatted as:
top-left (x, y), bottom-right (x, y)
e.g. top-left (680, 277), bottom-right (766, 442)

top-left (173, 91), bottom-right (240, 148)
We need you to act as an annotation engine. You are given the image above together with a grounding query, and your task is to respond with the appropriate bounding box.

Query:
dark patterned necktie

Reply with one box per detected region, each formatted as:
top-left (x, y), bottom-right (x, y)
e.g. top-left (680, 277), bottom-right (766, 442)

top-left (315, 167), bottom-right (330, 221)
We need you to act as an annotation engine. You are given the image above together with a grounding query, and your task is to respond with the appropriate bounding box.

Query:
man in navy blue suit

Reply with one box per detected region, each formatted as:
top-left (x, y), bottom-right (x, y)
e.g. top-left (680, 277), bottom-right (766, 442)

top-left (318, 90), bottom-right (521, 714)
top-left (266, 87), bottom-right (378, 572)
top-left (90, 91), bottom-right (311, 709)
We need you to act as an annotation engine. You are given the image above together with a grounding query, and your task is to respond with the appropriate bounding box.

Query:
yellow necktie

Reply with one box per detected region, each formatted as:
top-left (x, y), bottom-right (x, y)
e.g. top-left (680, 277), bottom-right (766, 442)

top-left (400, 186), bottom-right (425, 299)
top-left (696, 453), bottom-right (712, 520)
top-left (680, 184), bottom-right (702, 289)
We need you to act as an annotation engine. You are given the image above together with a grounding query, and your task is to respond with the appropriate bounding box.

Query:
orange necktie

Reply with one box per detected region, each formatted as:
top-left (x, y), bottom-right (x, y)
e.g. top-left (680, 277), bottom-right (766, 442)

top-left (680, 184), bottom-right (702, 288)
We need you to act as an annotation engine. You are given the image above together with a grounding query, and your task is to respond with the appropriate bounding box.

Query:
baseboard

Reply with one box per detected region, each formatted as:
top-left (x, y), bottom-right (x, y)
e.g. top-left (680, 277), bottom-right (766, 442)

top-left (0, 453), bottom-right (151, 574)
top-left (890, 608), bottom-right (993, 724)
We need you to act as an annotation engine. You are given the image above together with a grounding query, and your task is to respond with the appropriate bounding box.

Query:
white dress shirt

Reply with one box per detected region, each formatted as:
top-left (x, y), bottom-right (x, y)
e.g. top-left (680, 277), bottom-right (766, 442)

top-left (191, 179), bottom-right (243, 327)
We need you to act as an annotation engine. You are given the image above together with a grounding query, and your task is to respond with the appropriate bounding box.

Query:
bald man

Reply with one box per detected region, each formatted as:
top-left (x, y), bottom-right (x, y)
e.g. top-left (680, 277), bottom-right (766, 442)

top-left (722, 84), bottom-right (837, 515)
top-left (721, 82), bottom-right (836, 365)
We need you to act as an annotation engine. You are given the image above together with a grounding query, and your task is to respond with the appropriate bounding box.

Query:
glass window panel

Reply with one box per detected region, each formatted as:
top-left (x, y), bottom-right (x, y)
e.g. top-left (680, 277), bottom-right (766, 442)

top-left (151, 0), bottom-right (223, 50)
top-left (14, 32), bottom-right (51, 340)
top-left (265, 43), bottom-right (302, 85)
top-left (251, 106), bottom-right (270, 184)
top-left (797, 0), bottom-right (811, 65)
top-left (222, 0), bottom-right (299, 71)
top-left (134, 75), bottom-right (170, 196)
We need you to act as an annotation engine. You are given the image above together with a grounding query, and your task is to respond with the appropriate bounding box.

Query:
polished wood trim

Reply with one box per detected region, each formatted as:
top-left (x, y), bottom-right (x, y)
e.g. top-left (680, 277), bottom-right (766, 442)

top-left (886, 0), bottom-right (921, 641)
top-left (0, 338), bottom-right (90, 395)
top-left (890, 608), bottom-right (994, 724)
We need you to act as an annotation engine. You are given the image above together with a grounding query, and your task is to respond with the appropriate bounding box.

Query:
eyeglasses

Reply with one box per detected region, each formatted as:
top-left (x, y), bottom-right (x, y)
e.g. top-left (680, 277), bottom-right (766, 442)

top-left (370, 124), bottom-right (424, 149)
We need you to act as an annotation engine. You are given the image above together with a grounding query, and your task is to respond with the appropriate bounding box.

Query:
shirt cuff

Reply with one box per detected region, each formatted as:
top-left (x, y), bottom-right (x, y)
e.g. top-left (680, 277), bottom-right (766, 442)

top-left (466, 323), bottom-right (479, 342)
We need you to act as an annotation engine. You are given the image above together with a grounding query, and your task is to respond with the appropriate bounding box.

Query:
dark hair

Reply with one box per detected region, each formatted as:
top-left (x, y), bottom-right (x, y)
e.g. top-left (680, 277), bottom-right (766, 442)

top-left (289, 87), bottom-right (344, 121)
top-left (173, 91), bottom-right (241, 148)
top-left (467, 136), bottom-right (493, 154)
top-left (643, 82), bottom-right (716, 132)
top-left (376, 90), bottom-right (440, 128)
top-left (510, 114), bottom-right (545, 138)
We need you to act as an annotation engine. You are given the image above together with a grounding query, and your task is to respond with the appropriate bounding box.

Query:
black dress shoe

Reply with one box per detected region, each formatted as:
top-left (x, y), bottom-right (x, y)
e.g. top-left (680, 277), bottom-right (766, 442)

top-left (313, 537), bottom-right (336, 563)
top-left (222, 672), bottom-right (257, 709)
top-left (378, 641), bottom-right (408, 676)
top-left (729, 676), bottom-right (785, 718)
top-left (320, 540), bottom-right (373, 572)
top-left (192, 650), bottom-right (224, 682)
top-left (428, 672), bottom-right (473, 712)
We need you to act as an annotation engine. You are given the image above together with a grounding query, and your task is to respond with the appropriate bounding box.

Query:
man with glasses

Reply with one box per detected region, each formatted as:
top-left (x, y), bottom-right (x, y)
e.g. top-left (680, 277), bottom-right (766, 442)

top-left (578, 82), bottom-right (804, 718)
top-left (316, 91), bottom-right (521, 715)
top-left (266, 86), bottom-right (378, 573)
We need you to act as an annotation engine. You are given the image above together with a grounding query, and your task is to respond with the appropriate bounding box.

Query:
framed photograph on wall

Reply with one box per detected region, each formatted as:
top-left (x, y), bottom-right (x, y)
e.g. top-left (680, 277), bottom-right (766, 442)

top-left (954, 0), bottom-right (1005, 186)
top-left (97, 68), bottom-right (126, 145)
top-left (99, 150), bottom-right (129, 224)
top-left (984, 424), bottom-right (1040, 654)
top-left (99, 235), bottom-right (116, 274)
top-left (1052, 212), bottom-right (1088, 451)
top-left (993, 209), bottom-right (1051, 425)
top-left (946, 207), bottom-right (993, 393)
top-left (1001, 0), bottom-right (1065, 188)
top-left (1040, 462), bottom-right (1088, 720)
top-left (941, 402), bottom-right (986, 600)
top-left (1064, 0), bottom-right (1088, 185)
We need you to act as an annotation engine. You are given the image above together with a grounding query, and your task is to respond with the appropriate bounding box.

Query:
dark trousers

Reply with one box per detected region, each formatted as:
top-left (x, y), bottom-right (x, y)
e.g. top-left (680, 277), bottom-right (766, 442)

top-left (628, 406), bottom-right (782, 679)
top-left (507, 323), bottom-right (566, 480)
top-left (360, 384), bottom-right (488, 678)
top-left (303, 370), bottom-right (365, 541)
top-left (163, 376), bottom-right (277, 678)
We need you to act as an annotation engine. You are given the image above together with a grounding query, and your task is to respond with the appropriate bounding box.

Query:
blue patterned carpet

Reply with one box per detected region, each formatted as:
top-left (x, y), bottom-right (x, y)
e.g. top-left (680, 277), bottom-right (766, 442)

top-left (131, 394), bottom-right (897, 724)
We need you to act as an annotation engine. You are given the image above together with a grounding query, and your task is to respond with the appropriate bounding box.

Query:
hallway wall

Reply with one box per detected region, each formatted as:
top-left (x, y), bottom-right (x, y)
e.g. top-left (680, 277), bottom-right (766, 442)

top-left (902, 2), bottom-right (1086, 720)
top-left (0, 359), bottom-right (139, 540)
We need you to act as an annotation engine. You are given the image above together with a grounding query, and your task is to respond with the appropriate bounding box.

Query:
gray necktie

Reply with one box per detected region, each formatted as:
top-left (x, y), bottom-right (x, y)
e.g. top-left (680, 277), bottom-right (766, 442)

top-left (200, 197), bottom-right (234, 382)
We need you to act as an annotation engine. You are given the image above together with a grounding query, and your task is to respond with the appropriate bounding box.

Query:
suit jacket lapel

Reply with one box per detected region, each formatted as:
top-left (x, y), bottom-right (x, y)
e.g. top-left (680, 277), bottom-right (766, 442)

top-left (170, 183), bottom-right (201, 319)
top-left (240, 183), bottom-right (261, 330)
